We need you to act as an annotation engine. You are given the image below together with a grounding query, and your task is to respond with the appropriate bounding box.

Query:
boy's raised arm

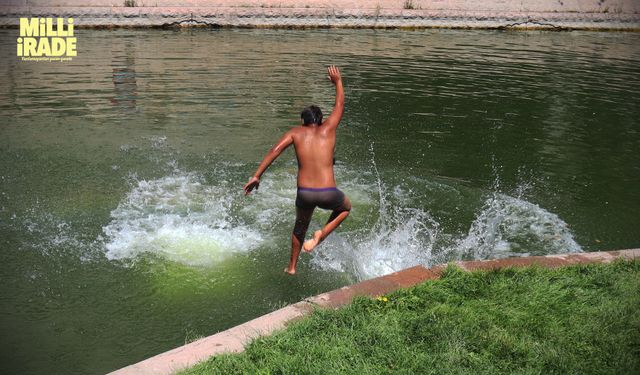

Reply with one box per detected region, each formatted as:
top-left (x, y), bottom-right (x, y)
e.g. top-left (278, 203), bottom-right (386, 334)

top-left (322, 65), bottom-right (344, 130)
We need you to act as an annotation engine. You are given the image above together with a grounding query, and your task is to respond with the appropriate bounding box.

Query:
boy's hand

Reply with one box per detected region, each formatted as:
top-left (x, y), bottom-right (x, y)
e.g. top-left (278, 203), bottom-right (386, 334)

top-left (243, 176), bottom-right (260, 195)
top-left (327, 65), bottom-right (342, 85)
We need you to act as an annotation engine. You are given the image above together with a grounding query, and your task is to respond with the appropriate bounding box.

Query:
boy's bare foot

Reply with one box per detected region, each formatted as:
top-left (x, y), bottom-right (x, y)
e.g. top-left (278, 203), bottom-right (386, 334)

top-left (284, 267), bottom-right (296, 275)
top-left (303, 230), bottom-right (323, 253)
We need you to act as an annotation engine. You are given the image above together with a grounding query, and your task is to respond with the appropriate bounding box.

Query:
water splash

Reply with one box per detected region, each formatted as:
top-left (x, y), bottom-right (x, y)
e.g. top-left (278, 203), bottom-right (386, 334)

top-left (310, 205), bottom-right (439, 281)
top-left (452, 192), bottom-right (582, 260)
top-left (20, 159), bottom-right (581, 280)
top-left (308, 143), bottom-right (581, 280)
top-left (310, 181), bottom-right (581, 281)
top-left (103, 172), bottom-right (262, 267)
top-left (19, 209), bottom-right (95, 259)
top-left (97, 144), bottom-right (581, 278)
top-left (310, 141), bottom-right (440, 280)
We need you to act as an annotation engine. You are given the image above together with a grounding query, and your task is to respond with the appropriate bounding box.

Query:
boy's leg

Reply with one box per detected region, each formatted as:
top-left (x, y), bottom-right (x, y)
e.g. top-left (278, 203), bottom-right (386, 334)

top-left (285, 206), bottom-right (315, 275)
top-left (304, 196), bottom-right (351, 252)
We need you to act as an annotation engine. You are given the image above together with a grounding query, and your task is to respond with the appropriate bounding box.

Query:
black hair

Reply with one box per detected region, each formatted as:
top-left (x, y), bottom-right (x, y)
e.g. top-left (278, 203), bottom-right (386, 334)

top-left (301, 105), bottom-right (323, 126)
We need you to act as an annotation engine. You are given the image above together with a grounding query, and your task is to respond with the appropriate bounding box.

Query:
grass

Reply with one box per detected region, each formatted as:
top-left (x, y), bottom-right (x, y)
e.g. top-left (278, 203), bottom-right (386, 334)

top-left (181, 260), bottom-right (640, 374)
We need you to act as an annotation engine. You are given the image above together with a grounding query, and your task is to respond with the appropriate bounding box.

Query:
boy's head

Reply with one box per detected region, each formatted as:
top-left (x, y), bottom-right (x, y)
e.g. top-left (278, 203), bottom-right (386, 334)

top-left (301, 105), bottom-right (323, 126)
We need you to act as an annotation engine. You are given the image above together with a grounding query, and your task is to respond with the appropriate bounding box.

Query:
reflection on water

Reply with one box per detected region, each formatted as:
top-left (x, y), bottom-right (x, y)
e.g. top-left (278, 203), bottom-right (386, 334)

top-left (111, 39), bottom-right (138, 110)
top-left (0, 28), bottom-right (639, 375)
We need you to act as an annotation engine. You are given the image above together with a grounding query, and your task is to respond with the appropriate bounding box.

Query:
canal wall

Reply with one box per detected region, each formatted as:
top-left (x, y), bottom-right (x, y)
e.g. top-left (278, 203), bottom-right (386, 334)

top-left (109, 248), bottom-right (640, 375)
top-left (1, 0), bottom-right (639, 30)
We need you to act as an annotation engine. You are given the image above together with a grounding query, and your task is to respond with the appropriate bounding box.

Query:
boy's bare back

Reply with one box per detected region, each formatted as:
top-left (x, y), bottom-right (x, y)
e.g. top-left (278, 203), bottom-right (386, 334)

top-left (288, 123), bottom-right (337, 188)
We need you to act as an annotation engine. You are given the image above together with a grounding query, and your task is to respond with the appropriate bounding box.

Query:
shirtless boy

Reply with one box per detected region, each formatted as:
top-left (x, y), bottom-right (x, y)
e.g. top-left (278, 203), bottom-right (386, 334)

top-left (243, 65), bottom-right (351, 275)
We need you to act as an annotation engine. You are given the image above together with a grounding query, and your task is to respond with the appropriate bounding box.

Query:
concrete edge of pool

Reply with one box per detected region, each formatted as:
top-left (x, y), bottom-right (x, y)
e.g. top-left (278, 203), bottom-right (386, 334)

top-left (108, 248), bottom-right (640, 375)
top-left (1, 0), bottom-right (640, 31)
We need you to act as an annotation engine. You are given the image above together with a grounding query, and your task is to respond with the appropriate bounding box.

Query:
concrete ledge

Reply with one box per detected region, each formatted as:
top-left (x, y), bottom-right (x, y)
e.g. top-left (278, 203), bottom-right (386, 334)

top-left (305, 265), bottom-right (441, 308)
top-left (109, 248), bottom-right (639, 374)
top-left (110, 301), bottom-right (314, 375)
top-left (1, 5), bottom-right (639, 30)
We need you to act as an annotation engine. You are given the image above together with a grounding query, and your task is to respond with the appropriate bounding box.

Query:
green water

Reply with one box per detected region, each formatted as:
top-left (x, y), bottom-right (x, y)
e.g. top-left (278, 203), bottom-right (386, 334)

top-left (0, 28), bottom-right (638, 374)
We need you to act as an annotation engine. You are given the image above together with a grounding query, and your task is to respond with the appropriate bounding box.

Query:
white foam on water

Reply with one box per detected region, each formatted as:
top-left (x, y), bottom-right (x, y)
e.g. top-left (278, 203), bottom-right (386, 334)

top-left (310, 142), bottom-right (442, 280)
top-left (98, 147), bottom-right (581, 278)
top-left (310, 184), bottom-right (582, 281)
top-left (239, 170), bottom-right (297, 230)
top-left (310, 205), bottom-right (440, 281)
top-left (451, 192), bottom-right (582, 260)
top-left (307, 142), bottom-right (581, 281)
top-left (103, 172), bottom-right (263, 267)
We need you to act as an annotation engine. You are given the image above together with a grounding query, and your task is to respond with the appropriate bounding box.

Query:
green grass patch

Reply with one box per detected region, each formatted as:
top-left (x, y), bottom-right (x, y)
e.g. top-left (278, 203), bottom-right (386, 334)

top-left (181, 260), bottom-right (640, 374)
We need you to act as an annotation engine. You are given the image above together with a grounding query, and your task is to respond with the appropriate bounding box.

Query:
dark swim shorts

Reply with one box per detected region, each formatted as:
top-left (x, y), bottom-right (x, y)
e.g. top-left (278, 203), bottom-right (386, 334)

top-left (295, 187), bottom-right (345, 210)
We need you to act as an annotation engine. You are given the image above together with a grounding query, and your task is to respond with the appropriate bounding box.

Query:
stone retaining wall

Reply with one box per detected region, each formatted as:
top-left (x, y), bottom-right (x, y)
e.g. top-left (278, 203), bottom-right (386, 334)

top-left (1, 0), bottom-right (639, 29)
top-left (109, 248), bottom-right (640, 375)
